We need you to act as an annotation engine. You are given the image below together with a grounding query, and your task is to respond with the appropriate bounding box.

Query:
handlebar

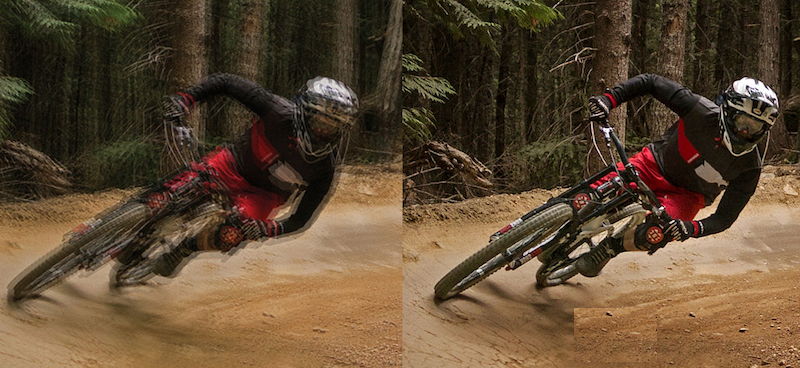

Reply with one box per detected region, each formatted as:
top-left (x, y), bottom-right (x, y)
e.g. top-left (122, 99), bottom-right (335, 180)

top-left (590, 117), bottom-right (670, 221)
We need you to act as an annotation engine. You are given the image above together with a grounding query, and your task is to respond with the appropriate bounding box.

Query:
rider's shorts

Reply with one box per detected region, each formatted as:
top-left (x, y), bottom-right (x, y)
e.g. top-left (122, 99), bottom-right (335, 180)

top-left (595, 147), bottom-right (705, 221)
top-left (203, 147), bottom-right (285, 222)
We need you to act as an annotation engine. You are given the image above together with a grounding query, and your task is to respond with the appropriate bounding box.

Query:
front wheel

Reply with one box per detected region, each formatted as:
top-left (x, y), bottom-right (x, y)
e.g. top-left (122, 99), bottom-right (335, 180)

top-left (8, 202), bottom-right (149, 302)
top-left (434, 203), bottom-right (574, 300)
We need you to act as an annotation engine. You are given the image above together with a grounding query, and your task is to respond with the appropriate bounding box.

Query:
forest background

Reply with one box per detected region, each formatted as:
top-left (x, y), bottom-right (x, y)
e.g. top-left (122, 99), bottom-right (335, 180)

top-left (403, 0), bottom-right (800, 205)
top-left (0, 0), bottom-right (401, 200)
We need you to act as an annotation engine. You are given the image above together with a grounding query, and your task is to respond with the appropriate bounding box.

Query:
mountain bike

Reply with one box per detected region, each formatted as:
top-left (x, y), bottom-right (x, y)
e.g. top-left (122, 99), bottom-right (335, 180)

top-left (8, 121), bottom-right (232, 302)
top-left (434, 117), bottom-right (674, 300)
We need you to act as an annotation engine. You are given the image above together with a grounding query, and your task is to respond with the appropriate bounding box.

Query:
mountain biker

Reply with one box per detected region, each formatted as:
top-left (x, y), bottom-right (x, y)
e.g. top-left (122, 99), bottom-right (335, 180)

top-left (575, 74), bottom-right (780, 277)
top-left (118, 73), bottom-right (358, 279)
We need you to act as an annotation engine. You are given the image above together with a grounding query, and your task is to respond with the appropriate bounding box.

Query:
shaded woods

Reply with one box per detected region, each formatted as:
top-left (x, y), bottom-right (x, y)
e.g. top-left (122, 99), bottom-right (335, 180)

top-left (403, 0), bottom-right (800, 205)
top-left (0, 0), bottom-right (400, 199)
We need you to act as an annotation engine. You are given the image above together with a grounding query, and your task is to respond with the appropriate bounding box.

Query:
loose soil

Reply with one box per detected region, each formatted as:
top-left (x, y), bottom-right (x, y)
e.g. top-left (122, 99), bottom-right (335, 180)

top-left (404, 165), bottom-right (800, 368)
top-left (1, 164), bottom-right (402, 368)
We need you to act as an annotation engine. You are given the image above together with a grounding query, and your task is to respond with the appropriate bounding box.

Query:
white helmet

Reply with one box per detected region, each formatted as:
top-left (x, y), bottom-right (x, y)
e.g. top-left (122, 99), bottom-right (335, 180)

top-left (718, 77), bottom-right (779, 156)
top-left (293, 77), bottom-right (358, 160)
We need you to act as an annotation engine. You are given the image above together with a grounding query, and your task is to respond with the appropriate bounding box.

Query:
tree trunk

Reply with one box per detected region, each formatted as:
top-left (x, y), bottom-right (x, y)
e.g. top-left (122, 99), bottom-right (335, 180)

top-left (693, 0), bottom-right (713, 97)
top-left (374, 0), bottom-right (402, 152)
top-left (650, 0), bottom-right (688, 139)
top-left (523, 29), bottom-right (538, 143)
top-left (224, 0), bottom-right (265, 139)
top-left (334, 0), bottom-right (358, 86)
top-left (628, 0), bottom-right (653, 137)
top-left (759, 0), bottom-right (787, 150)
top-left (333, 0), bottom-right (359, 149)
top-left (630, 0), bottom-right (650, 75)
top-left (779, 0), bottom-right (793, 98)
top-left (759, 0), bottom-right (780, 89)
top-left (164, 0), bottom-right (208, 173)
top-left (589, 0), bottom-right (632, 174)
top-left (495, 20), bottom-right (513, 162)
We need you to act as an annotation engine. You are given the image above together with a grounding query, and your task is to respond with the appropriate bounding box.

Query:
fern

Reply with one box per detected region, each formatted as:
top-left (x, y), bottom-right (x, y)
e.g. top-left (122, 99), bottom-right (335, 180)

top-left (0, 76), bottom-right (33, 140)
top-left (402, 53), bottom-right (456, 144)
top-left (0, 0), bottom-right (137, 137)
top-left (403, 75), bottom-right (455, 104)
top-left (402, 54), bottom-right (456, 104)
top-left (443, 0), bottom-right (500, 31)
top-left (7, 0), bottom-right (139, 42)
top-left (402, 54), bottom-right (425, 72)
top-left (422, 0), bottom-right (560, 39)
top-left (403, 108), bottom-right (437, 144)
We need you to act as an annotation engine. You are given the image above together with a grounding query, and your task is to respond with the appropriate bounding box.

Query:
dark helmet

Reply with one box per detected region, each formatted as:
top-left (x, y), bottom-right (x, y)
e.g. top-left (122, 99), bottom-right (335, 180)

top-left (293, 77), bottom-right (358, 159)
top-left (717, 77), bottom-right (779, 156)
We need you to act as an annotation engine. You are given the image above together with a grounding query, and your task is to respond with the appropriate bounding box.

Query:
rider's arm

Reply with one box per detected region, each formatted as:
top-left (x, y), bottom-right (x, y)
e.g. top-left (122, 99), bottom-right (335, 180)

top-left (603, 74), bottom-right (701, 118)
top-left (279, 165), bottom-right (335, 235)
top-left (690, 168), bottom-right (759, 237)
top-left (179, 73), bottom-right (280, 117)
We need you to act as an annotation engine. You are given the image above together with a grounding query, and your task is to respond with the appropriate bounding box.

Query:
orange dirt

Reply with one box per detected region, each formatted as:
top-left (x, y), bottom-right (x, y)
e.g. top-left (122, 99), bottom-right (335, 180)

top-left (403, 166), bottom-right (800, 367)
top-left (1, 164), bottom-right (402, 368)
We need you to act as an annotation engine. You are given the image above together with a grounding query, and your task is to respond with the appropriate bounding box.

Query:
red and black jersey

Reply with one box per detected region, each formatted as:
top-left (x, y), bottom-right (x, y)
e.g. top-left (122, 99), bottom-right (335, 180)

top-left (182, 73), bottom-right (335, 234)
top-left (604, 74), bottom-right (761, 237)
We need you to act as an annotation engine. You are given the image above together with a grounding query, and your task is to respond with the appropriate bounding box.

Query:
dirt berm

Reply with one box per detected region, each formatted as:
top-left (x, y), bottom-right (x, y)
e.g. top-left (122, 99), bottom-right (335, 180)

top-left (1, 164), bottom-right (402, 368)
top-left (404, 165), bottom-right (800, 368)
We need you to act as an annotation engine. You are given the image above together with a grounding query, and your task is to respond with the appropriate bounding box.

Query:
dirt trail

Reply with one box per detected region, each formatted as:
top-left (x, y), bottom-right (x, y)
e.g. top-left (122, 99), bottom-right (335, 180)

top-left (0, 165), bottom-right (402, 368)
top-left (404, 168), bottom-right (800, 367)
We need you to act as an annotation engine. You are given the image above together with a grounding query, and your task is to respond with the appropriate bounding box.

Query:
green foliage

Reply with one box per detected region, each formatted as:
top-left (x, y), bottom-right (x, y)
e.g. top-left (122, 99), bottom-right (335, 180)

top-left (4, 0), bottom-right (139, 42)
top-left (403, 53), bottom-right (456, 144)
top-left (0, 0), bottom-right (138, 143)
top-left (77, 138), bottom-right (160, 190)
top-left (416, 0), bottom-right (561, 44)
top-left (403, 107), bottom-right (436, 144)
top-left (402, 53), bottom-right (425, 73)
top-left (0, 76), bottom-right (33, 139)
top-left (504, 137), bottom-right (585, 191)
top-left (402, 55), bottom-right (456, 103)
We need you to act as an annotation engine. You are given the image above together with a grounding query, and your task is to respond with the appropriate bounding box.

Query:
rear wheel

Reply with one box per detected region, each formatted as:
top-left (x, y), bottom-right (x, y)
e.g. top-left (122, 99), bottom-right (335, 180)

top-left (8, 202), bottom-right (149, 302)
top-left (434, 203), bottom-right (573, 300)
top-left (536, 203), bottom-right (646, 287)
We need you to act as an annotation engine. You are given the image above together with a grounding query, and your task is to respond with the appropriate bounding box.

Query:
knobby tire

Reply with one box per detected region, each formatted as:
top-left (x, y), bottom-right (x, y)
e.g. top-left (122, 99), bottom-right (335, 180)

top-left (8, 202), bottom-right (149, 302)
top-left (535, 203), bottom-right (646, 287)
top-left (434, 203), bottom-right (573, 300)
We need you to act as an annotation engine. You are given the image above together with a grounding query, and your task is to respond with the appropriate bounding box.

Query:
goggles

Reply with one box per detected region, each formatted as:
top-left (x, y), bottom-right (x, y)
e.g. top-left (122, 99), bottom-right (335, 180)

top-left (731, 112), bottom-right (768, 142)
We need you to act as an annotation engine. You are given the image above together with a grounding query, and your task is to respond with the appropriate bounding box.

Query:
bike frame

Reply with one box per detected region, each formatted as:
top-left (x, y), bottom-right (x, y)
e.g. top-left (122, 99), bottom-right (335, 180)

top-left (492, 118), bottom-right (671, 270)
top-left (77, 167), bottom-right (230, 272)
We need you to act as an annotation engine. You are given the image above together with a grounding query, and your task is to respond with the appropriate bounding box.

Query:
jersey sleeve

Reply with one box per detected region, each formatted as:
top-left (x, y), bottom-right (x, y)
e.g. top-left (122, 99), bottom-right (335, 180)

top-left (277, 163), bottom-right (335, 234)
top-left (181, 73), bottom-right (280, 118)
top-left (692, 168), bottom-right (759, 237)
top-left (605, 74), bottom-right (701, 118)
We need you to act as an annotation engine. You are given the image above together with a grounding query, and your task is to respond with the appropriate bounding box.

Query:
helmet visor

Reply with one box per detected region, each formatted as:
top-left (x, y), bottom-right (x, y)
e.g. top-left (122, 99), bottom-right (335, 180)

top-left (731, 112), bottom-right (768, 142)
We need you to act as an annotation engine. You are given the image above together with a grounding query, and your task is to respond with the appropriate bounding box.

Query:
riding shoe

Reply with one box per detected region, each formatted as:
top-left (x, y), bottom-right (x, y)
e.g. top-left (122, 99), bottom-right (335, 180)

top-left (152, 238), bottom-right (198, 277)
top-left (576, 238), bottom-right (623, 277)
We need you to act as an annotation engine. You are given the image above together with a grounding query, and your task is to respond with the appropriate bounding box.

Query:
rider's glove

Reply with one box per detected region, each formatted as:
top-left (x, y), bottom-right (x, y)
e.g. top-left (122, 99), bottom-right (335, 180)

top-left (634, 215), bottom-right (695, 254)
top-left (163, 93), bottom-right (193, 125)
top-left (240, 218), bottom-right (283, 239)
top-left (173, 126), bottom-right (195, 147)
top-left (216, 224), bottom-right (244, 252)
top-left (664, 219), bottom-right (694, 242)
top-left (588, 95), bottom-right (612, 121)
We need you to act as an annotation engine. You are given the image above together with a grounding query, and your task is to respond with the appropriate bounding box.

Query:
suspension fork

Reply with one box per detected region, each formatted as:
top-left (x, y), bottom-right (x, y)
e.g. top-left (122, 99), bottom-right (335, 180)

top-left (505, 219), bottom-right (579, 271)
